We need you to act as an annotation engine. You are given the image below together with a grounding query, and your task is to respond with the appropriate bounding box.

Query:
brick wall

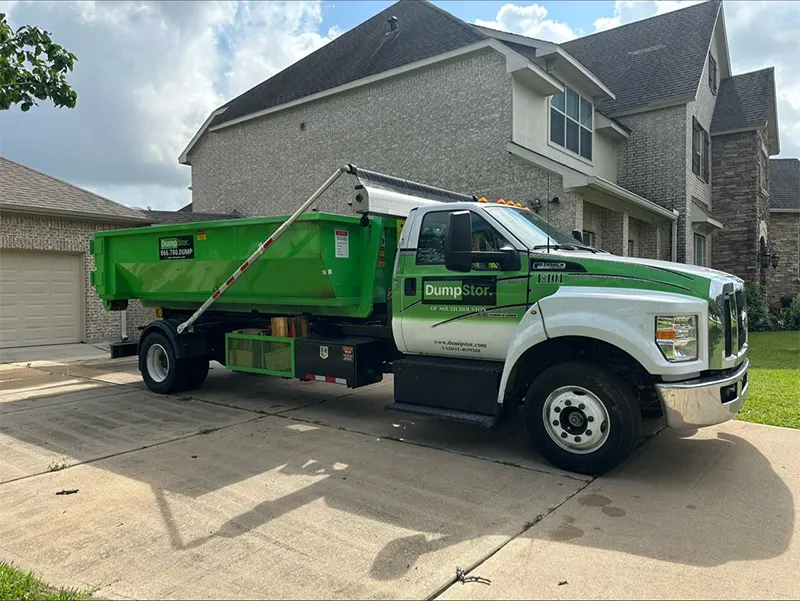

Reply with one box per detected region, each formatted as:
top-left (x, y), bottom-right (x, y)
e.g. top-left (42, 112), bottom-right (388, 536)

top-left (0, 213), bottom-right (154, 343)
top-left (582, 202), bottom-right (604, 247)
top-left (616, 105), bottom-right (686, 261)
top-left (189, 49), bottom-right (583, 236)
top-left (710, 130), bottom-right (768, 284)
top-left (767, 212), bottom-right (800, 308)
top-left (601, 208), bottom-right (627, 255)
top-left (628, 216), bottom-right (657, 258)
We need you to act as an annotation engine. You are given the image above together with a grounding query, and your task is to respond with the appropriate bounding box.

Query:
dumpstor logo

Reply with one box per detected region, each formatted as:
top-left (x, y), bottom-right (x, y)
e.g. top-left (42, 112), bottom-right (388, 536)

top-left (422, 277), bottom-right (496, 305)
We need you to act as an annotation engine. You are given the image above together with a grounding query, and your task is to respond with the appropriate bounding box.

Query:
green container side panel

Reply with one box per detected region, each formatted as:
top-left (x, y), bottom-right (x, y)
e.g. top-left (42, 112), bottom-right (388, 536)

top-left (226, 333), bottom-right (295, 377)
top-left (91, 213), bottom-right (398, 319)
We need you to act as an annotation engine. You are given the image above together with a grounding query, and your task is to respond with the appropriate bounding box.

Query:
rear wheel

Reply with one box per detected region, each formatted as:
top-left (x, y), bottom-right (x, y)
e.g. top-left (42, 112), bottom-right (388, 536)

top-left (140, 332), bottom-right (208, 394)
top-left (524, 361), bottom-right (641, 475)
top-left (184, 358), bottom-right (210, 391)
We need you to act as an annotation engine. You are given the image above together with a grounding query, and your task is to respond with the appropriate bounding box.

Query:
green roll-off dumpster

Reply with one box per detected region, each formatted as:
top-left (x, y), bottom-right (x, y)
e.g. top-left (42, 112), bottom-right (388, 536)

top-left (90, 212), bottom-right (398, 319)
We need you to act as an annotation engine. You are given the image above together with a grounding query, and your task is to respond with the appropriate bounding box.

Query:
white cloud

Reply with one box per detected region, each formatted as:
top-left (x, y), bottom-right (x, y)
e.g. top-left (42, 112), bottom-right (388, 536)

top-left (593, 0), bottom-right (702, 32)
top-left (0, 1), bottom-right (340, 210)
top-left (589, 0), bottom-right (800, 158)
top-left (475, 3), bottom-right (582, 42)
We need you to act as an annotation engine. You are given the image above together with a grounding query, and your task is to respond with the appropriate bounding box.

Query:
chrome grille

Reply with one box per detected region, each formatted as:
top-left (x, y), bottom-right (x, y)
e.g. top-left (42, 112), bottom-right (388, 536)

top-left (708, 279), bottom-right (747, 370)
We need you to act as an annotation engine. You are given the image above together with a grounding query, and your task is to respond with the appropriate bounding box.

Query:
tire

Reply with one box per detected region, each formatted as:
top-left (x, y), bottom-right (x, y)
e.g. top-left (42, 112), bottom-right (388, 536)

top-left (140, 332), bottom-right (187, 394)
top-left (184, 358), bottom-right (210, 391)
top-left (524, 361), bottom-right (641, 476)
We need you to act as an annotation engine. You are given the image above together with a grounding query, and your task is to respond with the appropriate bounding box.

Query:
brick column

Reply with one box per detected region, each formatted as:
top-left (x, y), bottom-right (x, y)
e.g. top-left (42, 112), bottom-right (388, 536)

top-left (601, 209), bottom-right (628, 255)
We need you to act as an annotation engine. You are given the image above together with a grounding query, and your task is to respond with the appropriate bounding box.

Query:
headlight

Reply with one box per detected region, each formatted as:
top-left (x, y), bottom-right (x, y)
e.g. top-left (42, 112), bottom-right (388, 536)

top-left (656, 315), bottom-right (698, 362)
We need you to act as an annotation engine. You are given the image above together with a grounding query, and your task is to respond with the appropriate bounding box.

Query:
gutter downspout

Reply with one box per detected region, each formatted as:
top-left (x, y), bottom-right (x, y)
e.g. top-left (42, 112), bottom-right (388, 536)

top-left (671, 210), bottom-right (679, 263)
top-left (121, 310), bottom-right (128, 341)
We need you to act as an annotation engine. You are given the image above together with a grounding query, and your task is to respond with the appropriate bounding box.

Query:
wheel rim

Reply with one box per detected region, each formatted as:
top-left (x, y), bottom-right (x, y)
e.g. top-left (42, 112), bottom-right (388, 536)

top-left (146, 343), bottom-right (170, 383)
top-left (542, 385), bottom-right (610, 455)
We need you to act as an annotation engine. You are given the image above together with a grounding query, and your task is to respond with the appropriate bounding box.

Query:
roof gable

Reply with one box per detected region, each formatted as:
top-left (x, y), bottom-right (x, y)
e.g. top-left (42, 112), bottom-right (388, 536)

top-left (711, 67), bottom-right (775, 133)
top-left (560, 0), bottom-right (721, 116)
top-left (209, 0), bottom-right (486, 130)
top-left (769, 159), bottom-right (799, 210)
top-left (0, 156), bottom-right (148, 223)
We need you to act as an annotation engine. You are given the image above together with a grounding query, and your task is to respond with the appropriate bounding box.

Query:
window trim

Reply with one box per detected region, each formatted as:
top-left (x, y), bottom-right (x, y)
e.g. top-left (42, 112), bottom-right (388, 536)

top-left (693, 232), bottom-right (707, 267)
top-left (548, 85), bottom-right (594, 163)
top-left (582, 230), bottom-right (596, 247)
top-left (692, 117), bottom-right (710, 184)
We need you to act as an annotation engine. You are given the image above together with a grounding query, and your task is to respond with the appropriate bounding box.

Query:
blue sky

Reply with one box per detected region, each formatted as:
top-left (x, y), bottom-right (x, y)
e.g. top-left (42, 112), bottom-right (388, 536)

top-left (322, 1), bottom-right (612, 34)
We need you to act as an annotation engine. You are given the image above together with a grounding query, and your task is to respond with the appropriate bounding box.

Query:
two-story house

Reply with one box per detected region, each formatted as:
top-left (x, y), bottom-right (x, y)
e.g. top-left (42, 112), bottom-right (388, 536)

top-left (180, 0), bottom-right (789, 298)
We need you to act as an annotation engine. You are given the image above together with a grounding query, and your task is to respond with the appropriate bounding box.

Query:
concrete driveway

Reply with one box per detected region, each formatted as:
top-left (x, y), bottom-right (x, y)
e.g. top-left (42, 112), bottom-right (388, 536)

top-left (0, 352), bottom-right (797, 600)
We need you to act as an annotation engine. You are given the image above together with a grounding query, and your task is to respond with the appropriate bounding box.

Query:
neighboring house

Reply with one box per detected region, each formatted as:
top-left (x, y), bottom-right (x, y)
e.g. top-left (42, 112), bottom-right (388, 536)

top-left (767, 159), bottom-right (800, 309)
top-left (180, 0), bottom-right (793, 301)
top-left (0, 156), bottom-right (154, 348)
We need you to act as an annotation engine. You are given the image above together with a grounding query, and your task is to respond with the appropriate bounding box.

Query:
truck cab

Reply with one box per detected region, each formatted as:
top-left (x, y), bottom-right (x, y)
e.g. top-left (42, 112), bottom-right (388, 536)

top-left (387, 198), bottom-right (748, 474)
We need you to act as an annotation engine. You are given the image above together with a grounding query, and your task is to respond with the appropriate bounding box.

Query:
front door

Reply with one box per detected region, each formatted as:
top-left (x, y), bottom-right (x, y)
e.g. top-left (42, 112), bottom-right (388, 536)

top-left (397, 208), bottom-right (529, 361)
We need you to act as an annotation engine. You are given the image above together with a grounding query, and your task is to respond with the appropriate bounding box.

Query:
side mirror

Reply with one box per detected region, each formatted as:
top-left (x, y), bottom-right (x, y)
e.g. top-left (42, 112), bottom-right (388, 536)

top-left (572, 230), bottom-right (583, 243)
top-left (444, 211), bottom-right (473, 272)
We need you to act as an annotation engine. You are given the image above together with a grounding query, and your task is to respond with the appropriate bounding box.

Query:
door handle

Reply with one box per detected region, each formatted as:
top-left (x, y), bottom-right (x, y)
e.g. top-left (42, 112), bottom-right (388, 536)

top-left (404, 278), bottom-right (417, 296)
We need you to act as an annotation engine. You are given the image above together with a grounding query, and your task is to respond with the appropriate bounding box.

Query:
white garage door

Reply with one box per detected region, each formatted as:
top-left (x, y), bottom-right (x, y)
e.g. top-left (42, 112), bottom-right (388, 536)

top-left (0, 250), bottom-right (83, 348)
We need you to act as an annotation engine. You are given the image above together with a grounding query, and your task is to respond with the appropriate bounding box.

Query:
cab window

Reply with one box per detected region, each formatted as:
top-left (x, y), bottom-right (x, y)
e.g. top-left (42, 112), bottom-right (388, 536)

top-left (416, 210), bottom-right (510, 270)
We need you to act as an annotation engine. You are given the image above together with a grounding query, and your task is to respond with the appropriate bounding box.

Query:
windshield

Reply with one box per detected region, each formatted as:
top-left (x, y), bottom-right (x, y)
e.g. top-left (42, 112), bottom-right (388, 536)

top-left (483, 205), bottom-right (586, 249)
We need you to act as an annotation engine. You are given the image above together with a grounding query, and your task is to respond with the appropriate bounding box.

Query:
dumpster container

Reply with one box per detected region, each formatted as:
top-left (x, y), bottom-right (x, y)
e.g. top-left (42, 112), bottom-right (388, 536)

top-left (90, 212), bottom-right (397, 319)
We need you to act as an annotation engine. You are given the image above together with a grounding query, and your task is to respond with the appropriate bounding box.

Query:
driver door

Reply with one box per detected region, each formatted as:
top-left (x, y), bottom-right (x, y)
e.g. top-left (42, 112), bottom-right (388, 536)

top-left (398, 208), bottom-right (529, 360)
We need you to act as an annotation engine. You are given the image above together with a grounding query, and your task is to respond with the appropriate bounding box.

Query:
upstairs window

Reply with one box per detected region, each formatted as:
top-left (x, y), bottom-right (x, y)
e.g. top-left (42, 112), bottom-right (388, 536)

top-left (709, 54), bottom-right (718, 95)
top-left (550, 86), bottom-right (593, 161)
top-left (692, 117), bottom-right (710, 183)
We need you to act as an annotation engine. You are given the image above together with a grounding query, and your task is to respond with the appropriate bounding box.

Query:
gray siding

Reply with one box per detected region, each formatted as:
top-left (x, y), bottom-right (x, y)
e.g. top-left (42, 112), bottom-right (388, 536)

top-left (189, 49), bottom-right (582, 235)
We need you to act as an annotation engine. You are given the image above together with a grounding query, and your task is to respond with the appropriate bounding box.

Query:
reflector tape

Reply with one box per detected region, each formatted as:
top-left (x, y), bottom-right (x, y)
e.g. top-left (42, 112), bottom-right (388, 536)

top-left (303, 374), bottom-right (347, 385)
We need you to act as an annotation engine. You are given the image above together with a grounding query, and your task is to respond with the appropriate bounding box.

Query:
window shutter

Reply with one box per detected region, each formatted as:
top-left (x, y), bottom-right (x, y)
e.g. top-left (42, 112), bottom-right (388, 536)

top-left (692, 118), bottom-right (701, 175)
top-left (702, 130), bottom-right (710, 182)
top-left (709, 55), bottom-right (717, 94)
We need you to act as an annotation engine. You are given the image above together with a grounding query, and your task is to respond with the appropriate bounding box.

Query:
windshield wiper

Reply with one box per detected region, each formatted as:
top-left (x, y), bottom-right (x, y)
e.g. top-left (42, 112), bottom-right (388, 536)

top-left (532, 244), bottom-right (599, 253)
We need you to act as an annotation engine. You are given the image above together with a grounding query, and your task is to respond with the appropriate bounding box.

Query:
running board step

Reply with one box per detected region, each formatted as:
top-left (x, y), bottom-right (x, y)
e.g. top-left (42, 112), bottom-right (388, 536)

top-left (385, 402), bottom-right (497, 428)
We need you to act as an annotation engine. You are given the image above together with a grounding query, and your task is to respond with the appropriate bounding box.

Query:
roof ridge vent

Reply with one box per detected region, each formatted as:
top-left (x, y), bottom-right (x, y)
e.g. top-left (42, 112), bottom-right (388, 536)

top-left (628, 44), bottom-right (666, 56)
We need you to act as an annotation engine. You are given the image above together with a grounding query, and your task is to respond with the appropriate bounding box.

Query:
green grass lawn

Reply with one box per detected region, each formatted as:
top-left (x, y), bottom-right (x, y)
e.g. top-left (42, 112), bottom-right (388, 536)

top-left (0, 562), bottom-right (88, 600)
top-left (736, 331), bottom-right (800, 429)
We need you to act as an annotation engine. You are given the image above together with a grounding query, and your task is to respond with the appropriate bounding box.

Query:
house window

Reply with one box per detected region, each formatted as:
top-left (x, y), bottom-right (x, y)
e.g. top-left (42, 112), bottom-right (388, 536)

top-left (693, 233), bottom-right (707, 266)
top-left (628, 239), bottom-right (635, 257)
top-left (550, 86), bottom-right (593, 161)
top-left (709, 54), bottom-right (718, 95)
top-left (582, 230), bottom-right (596, 247)
top-left (692, 117), bottom-right (710, 183)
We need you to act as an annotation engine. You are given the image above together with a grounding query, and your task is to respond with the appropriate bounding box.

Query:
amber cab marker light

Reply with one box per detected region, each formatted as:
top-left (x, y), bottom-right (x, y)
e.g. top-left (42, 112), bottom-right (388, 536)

top-left (656, 330), bottom-right (677, 340)
top-left (478, 197), bottom-right (487, 203)
top-left (497, 199), bottom-right (506, 204)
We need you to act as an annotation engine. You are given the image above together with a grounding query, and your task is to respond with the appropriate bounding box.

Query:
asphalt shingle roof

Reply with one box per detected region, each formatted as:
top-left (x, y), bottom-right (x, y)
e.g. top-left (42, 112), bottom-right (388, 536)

top-left (710, 67), bottom-right (775, 134)
top-left (560, 0), bottom-right (721, 116)
top-left (769, 159), bottom-right (800, 210)
top-left (0, 156), bottom-right (148, 223)
top-left (211, 0), bottom-right (486, 128)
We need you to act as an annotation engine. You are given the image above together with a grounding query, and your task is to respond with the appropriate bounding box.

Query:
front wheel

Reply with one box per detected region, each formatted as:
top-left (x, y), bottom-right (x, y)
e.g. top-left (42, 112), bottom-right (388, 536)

top-left (524, 361), bottom-right (641, 475)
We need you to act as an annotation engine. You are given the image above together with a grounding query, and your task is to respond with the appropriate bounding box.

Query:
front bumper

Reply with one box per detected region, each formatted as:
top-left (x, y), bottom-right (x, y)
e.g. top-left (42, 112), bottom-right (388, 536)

top-left (654, 358), bottom-right (749, 429)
